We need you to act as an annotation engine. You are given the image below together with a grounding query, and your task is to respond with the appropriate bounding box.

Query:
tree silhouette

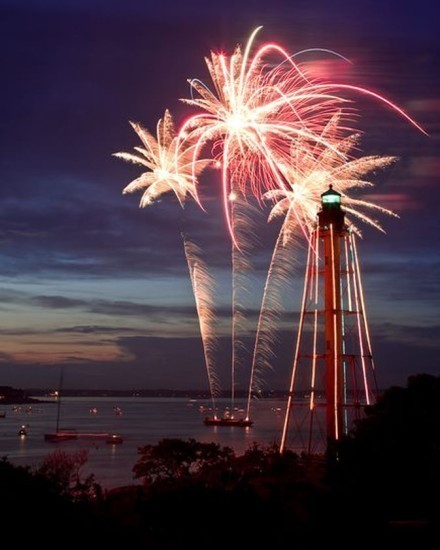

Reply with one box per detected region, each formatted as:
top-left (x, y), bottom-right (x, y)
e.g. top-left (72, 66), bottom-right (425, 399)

top-left (337, 374), bottom-right (440, 529)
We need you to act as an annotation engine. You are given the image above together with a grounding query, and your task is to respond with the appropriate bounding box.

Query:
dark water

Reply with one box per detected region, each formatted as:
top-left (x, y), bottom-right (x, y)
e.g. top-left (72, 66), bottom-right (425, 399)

top-left (0, 396), bottom-right (287, 489)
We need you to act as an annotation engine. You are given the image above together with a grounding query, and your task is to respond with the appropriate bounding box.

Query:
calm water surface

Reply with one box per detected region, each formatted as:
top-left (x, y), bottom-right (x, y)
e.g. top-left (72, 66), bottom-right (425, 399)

top-left (0, 396), bottom-right (286, 489)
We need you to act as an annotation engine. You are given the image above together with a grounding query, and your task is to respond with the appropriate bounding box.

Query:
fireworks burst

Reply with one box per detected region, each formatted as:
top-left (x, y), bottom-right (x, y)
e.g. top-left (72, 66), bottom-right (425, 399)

top-left (180, 27), bottom-right (352, 245)
top-left (265, 116), bottom-right (398, 240)
top-left (179, 27), bottom-right (425, 248)
top-left (114, 109), bottom-right (209, 207)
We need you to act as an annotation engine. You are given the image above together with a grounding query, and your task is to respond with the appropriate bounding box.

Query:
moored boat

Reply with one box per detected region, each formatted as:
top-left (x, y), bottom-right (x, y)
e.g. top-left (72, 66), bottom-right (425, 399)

top-left (203, 416), bottom-right (253, 427)
top-left (44, 367), bottom-right (78, 443)
top-left (18, 424), bottom-right (28, 436)
top-left (44, 429), bottom-right (78, 442)
top-left (74, 431), bottom-right (123, 443)
top-left (44, 430), bottom-right (123, 444)
top-left (106, 433), bottom-right (123, 444)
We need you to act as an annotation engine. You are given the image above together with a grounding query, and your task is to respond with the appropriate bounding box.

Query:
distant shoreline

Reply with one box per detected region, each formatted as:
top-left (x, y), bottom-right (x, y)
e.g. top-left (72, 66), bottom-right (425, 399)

top-left (0, 385), bottom-right (51, 405)
top-left (3, 386), bottom-right (377, 402)
top-left (26, 388), bottom-right (288, 399)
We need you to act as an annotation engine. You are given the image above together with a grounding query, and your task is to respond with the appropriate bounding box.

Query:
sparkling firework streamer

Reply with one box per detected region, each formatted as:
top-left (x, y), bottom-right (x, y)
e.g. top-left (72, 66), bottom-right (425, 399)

top-left (245, 218), bottom-right (298, 419)
top-left (114, 111), bottom-right (220, 407)
top-left (228, 190), bottom-right (260, 416)
top-left (183, 236), bottom-right (221, 413)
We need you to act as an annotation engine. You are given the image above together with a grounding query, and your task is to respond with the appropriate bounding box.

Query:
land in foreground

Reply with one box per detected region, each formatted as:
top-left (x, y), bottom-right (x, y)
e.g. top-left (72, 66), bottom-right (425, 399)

top-left (1, 374), bottom-right (439, 548)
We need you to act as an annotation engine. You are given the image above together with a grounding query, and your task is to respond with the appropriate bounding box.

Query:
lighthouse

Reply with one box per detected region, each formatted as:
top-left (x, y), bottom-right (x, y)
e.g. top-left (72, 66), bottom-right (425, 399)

top-left (281, 185), bottom-right (377, 453)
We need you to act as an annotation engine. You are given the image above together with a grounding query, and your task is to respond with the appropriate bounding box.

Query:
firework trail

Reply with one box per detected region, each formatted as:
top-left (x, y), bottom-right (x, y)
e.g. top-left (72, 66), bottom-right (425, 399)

top-left (244, 221), bottom-right (298, 419)
top-left (183, 236), bottom-right (221, 413)
top-left (114, 110), bottom-right (220, 407)
top-left (228, 190), bottom-right (260, 416)
top-left (246, 114), bottom-right (398, 416)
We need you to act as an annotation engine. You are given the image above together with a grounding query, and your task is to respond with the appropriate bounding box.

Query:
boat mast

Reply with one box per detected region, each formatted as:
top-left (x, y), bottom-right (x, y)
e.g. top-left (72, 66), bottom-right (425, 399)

top-left (55, 366), bottom-right (64, 433)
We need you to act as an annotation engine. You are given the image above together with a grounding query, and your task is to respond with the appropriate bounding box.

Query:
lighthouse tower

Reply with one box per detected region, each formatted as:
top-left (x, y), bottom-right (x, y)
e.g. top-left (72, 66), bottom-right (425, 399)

top-left (280, 185), bottom-right (378, 454)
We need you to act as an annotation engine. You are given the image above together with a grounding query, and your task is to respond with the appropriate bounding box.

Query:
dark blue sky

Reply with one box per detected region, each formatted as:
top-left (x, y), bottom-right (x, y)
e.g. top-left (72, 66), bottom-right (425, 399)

top-left (0, 0), bottom-right (438, 390)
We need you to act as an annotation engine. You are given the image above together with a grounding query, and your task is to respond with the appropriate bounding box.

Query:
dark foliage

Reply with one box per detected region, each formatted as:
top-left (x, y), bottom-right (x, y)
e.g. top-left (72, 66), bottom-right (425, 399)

top-left (0, 456), bottom-right (131, 549)
top-left (36, 448), bottom-right (98, 500)
top-left (124, 439), bottom-right (328, 549)
top-left (335, 373), bottom-right (440, 543)
top-left (133, 437), bottom-right (235, 484)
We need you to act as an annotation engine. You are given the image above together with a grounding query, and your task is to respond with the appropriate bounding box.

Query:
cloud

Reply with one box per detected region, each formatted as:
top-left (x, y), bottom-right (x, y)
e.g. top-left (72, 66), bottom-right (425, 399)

top-left (31, 295), bottom-right (86, 309)
top-left (372, 322), bottom-right (440, 349)
top-left (54, 325), bottom-right (140, 334)
top-left (0, 320), bottom-right (437, 391)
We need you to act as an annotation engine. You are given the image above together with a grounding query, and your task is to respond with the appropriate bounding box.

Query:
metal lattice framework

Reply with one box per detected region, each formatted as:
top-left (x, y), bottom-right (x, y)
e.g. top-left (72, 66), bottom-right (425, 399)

top-left (280, 190), bottom-right (378, 454)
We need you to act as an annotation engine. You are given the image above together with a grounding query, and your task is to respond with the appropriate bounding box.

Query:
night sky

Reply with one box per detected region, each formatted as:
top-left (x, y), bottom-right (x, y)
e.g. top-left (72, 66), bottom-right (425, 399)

top-left (0, 0), bottom-right (438, 391)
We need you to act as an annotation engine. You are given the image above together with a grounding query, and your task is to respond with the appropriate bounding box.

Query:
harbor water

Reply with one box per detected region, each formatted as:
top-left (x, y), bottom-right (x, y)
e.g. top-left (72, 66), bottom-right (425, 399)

top-left (0, 396), bottom-right (287, 489)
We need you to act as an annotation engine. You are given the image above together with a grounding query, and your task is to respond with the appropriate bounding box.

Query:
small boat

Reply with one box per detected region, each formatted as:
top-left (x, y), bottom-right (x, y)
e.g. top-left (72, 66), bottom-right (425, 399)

top-left (18, 424), bottom-right (28, 436)
top-left (113, 406), bottom-right (123, 416)
top-left (44, 430), bottom-right (123, 444)
top-left (45, 367), bottom-right (79, 443)
top-left (44, 429), bottom-right (78, 442)
top-left (74, 431), bottom-right (123, 444)
top-left (106, 433), bottom-right (123, 444)
top-left (203, 416), bottom-right (253, 427)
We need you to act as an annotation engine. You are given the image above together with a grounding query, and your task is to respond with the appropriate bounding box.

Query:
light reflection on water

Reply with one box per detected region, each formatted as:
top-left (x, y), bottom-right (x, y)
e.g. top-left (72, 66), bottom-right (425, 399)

top-left (0, 396), bottom-right (287, 489)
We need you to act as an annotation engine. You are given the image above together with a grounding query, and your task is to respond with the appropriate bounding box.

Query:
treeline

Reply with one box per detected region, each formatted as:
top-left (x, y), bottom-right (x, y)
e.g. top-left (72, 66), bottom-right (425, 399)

top-left (1, 373), bottom-right (439, 548)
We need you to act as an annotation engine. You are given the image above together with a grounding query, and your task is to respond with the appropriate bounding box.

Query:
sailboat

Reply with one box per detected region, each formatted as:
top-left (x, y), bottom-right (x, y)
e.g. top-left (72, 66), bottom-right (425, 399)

top-left (44, 368), bottom-right (123, 444)
top-left (44, 368), bottom-right (78, 442)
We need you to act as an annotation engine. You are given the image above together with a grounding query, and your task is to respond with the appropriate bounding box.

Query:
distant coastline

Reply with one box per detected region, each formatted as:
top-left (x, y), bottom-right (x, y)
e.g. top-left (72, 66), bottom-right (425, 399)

top-left (25, 388), bottom-right (288, 399)
top-left (0, 386), bottom-right (50, 405)
top-left (3, 386), bottom-right (377, 401)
